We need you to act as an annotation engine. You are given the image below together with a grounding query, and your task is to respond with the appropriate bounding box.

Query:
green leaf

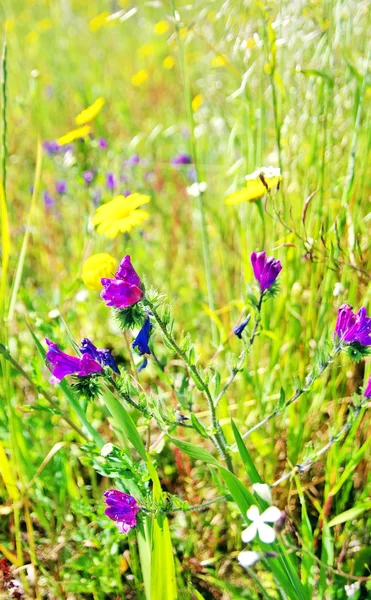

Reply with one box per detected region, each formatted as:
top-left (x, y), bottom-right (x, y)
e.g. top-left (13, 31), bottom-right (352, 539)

top-left (328, 503), bottom-right (371, 528)
top-left (294, 476), bottom-right (314, 597)
top-left (168, 436), bottom-right (221, 466)
top-left (151, 514), bottom-right (177, 600)
top-left (190, 413), bottom-right (209, 438)
top-left (231, 419), bottom-right (262, 484)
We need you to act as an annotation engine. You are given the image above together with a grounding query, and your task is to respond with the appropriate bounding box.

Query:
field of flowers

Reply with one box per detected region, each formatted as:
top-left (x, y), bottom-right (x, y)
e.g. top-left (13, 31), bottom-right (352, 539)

top-left (0, 1), bottom-right (371, 599)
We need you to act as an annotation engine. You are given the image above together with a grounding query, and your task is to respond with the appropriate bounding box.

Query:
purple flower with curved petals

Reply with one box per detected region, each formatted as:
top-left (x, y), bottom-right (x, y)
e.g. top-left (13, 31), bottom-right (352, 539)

top-left (364, 376), bottom-right (371, 398)
top-left (132, 317), bottom-right (152, 355)
top-left (251, 251), bottom-right (282, 292)
top-left (43, 140), bottom-right (60, 155)
top-left (83, 170), bottom-right (94, 184)
top-left (233, 315), bottom-right (251, 339)
top-left (80, 338), bottom-right (120, 374)
top-left (45, 339), bottom-right (102, 384)
top-left (106, 171), bottom-right (116, 191)
top-left (334, 304), bottom-right (371, 346)
top-left (171, 153), bottom-right (192, 166)
top-left (104, 489), bottom-right (139, 534)
top-left (56, 180), bottom-right (67, 194)
top-left (101, 255), bottom-right (143, 309)
top-left (98, 138), bottom-right (107, 149)
top-left (138, 357), bottom-right (148, 372)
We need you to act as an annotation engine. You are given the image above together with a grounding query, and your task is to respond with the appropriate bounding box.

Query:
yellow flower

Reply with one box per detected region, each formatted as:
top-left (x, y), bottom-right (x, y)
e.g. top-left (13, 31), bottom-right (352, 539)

top-left (211, 55), bottom-right (227, 67)
top-left (154, 20), bottom-right (169, 35)
top-left (138, 43), bottom-right (155, 57)
top-left (36, 18), bottom-right (53, 32)
top-left (26, 31), bottom-right (38, 44)
top-left (225, 167), bottom-right (282, 205)
top-left (246, 38), bottom-right (256, 49)
top-left (191, 93), bottom-right (203, 112)
top-left (163, 56), bottom-right (175, 69)
top-left (93, 193), bottom-right (150, 238)
top-left (131, 69), bottom-right (148, 86)
top-left (82, 253), bottom-right (117, 290)
top-left (3, 19), bottom-right (15, 32)
top-left (56, 125), bottom-right (92, 146)
top-left (75, 97), bottom-right (105, 126)
top-left (89, 12), bottom-right (109, 32)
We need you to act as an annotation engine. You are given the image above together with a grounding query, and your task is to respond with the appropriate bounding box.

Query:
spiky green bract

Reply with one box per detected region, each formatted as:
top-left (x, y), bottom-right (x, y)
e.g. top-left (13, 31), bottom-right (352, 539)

top-left (346, 342), bottom-right (371, 362)
top-left (80, 442), bottom-right (150, 486)
top-left (71, 374), bottom-right (101, 401)
top-left (264, 280), bottom-right (280, 299)
top-left (113, 303), bottom-right (146, 330)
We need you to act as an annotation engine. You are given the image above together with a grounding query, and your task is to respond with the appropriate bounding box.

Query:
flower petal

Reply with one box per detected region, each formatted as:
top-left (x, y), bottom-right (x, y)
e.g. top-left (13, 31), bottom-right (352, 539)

top-left (261, 506), bottom-right (281, 523)
top-left (258, 522), bottom-right (276, 544)
top-left (238, 551), bottom-right (261, 568)
top-left (241, 523), bottom-right (258, 543)
top-left (246, 504), bottom-right (260, 522)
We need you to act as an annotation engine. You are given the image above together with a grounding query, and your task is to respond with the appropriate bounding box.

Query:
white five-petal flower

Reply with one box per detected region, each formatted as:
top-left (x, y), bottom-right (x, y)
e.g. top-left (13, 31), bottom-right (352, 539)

top-left (238, 550), bottom-right (261, 568)
top-left (241, 505), bottom-right (281, 544)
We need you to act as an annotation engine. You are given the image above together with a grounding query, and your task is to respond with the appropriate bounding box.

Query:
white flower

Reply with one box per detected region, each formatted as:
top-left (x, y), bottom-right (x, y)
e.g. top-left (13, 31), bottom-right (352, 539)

top-left (186, 182), bottom-right (207, 197)
top-left (100, 443), bottom-right (114, 457)
top-left (245, 166), bottom-right (281, 182)
top-left (252, 483), bottom-right (273, 505)
top-left (238, 550), bottom-right (261, 568)
top-left (344, 582), bottom-right (360, 597)
top-left (241, 505), bottom-right (281, 544)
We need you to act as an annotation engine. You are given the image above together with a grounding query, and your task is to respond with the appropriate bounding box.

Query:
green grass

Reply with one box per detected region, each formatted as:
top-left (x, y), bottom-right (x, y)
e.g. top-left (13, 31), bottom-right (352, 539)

top-left (0, 1), bottom-right (370, 598)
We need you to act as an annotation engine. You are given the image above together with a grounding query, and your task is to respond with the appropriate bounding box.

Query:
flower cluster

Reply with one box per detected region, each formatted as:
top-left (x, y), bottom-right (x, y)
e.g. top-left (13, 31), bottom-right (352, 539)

top-left (101, 255), bottom-right (144, 309)
top-left (334, 304), bottom-right (371, 346)
top-left (103, 489), bottom-right (139, 534)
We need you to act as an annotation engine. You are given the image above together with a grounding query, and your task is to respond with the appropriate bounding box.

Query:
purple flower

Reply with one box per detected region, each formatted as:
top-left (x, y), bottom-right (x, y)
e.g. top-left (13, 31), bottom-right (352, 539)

top-left (106, 171), bottom-right (116, 191)
top-left (43, 140), bottom-right (60, 155)
top-left (171, 153), bottom-right (192, 166)
top-left (101, 255), bottom-right (143, 309)
top-left (55, 180), bottom-right (67, 194)
top-left (334, 304), bottom-right (371, 346)
top-left (233, 316), bottom-right (251, 339)
top-left (83, 170), bottom-right (94, 184)
top-left (123, 189), bottom-right (131, 197)
top-left (251, 251), bottom-right (282, 293)
top-left (98, 138), bottom-right (107, 149)
top-left (45, 339), bottom-right (102, 384)
top-left (43, 190), bottom-right (54, 209)
top-left (132, 317), bottom-right (152, 355)
top-left (364, 376), bottom-right (371, 398)
top-left (80, 338), bottom-right (120, 374)
top-left (104, 489), bottom-right (139, 534)
top-left (92, 188), bottom-right (101, 206)
top-left (124, 154), bottom-right (140, 168)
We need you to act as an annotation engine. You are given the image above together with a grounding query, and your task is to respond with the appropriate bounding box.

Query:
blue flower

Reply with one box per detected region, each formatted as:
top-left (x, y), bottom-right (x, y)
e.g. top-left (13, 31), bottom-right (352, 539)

top-left (132, 317), bottom-right (152, 355)
top-left (233, 316), bottom-right (251, 339)
top-left (138, 357), bottom-right (148, 372)
top-left (80, 338), bottom-right (120, 374)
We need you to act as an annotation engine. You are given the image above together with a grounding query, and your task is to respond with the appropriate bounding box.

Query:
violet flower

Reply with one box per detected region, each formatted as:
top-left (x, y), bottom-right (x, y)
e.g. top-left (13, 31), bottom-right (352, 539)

top-left (171, 152), bottom-right (192, 166)
top-left (364, 376), bottom-right (371, 398)
top-left (80, 338), bottom-right (120, 374)
top-left (43, 190), bottom-right (54, 209)
top-left (233, 315), bottom-right (251, 339)
top-left (334, 304), bottom-right (371, 346)
top-left (104, 489), bottom-right (139, 533)
top-left (132, 317), bottom-right (152, 355)
top-left (106, 171), bottom-right (116, 191)
top-left (43, 140), bottom-right (60, 155)
top-left (251, 251), bottom-right (282, 293)
top-left (45, 339), bottom-right (102, 384)
top-left (101, 255), bottom-right (143, 309)
top-left (98, 137), bottom-right (107, 149)
top-left (83, 170), bottom-right (94, 184)
top-left (56, 180), bottom-right (67, 194)
top-left (124, 154), bottom-right (140, 168)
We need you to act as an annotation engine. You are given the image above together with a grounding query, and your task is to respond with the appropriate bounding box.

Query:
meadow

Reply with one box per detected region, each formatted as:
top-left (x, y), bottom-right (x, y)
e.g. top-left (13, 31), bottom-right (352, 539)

top-left (0, 1), bottom-right (371, 598)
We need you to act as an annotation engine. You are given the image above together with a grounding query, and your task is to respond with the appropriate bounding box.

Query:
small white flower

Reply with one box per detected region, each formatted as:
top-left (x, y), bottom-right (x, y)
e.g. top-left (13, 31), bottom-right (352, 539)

top-left (100, 443), bottom-right (114, 457)
top-left (344, 582), bottom-right (360, 597)
top-left (245, 166), bottom-right (281, 182)
top-left (186, 182), bottom-right (207, 197)
top-left (48, 308), bottom-right (60, 319)
top-left (333, 282), bottom-right (344, 297)
top-left (238, 550), bottom-right (261, 568)
top-left (252, 483), bottom-right (273, 505)
top-left (241, 505), bottom-right (281, 544)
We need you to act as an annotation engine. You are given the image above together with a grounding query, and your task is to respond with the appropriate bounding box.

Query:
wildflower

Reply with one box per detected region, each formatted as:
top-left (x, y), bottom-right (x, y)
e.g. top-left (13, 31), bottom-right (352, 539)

top-left (56, 125), bottom-right (91, 146)
top-left (92, 193), bottom-right (150, 238)
top-left (138, 357), bottom-right (148, 372)
top-left (364, 376), bottom-right (371, 398)
top-left (124, 154), bottom-right (140, 167)
top-left (101, 254), bottom-right (143, 309)
top-left (233, 316), bottom-right (250, 339)
top-left (80, 338), bottom-right (120, 374)
top-left (81, 253), bottom-right (117, 291)
top-left (92, 189), bottom-right (101, 205)
top-left (251, 251), bottom-right (282, 292)
top-left (138, 43), bottom-right (155, 57)
top-left (252, 483), bottom-right (273, 505)
top-left (171, 153), bottom-right (192, 166)
top-left (43, 190), bottom-right (54, 209)
top-left (43, 140), bottom-right (60, 155)
top-left (344, 582), bottom-right (360, 597)
top-left (191, 93), bottom-right (204, 112)
top-left (106, 171), bottom-right (116, 191)
top-left (83, 170), bottom-right (94, 184)
top-left (131, 69), bottom-right (148, 86)
top-left (241, 505), bottom-right (281, 544)
top-left (186, 182), bottom-right (207, 197)
top-left (238, 550), bottom-right (276, 568)
top-left (154, 20), bottom-right (169, 35)
top-left (211, 55), bottom-right (227, 67)
top-left (89, 12), bottom-right (109, 32)
top-left (75, 97), bottom-right (105, 126)
top-left (104, 489), bottom-right (139, 534)
top-left (334, 305), bottom-right (371, 346)
top-left (55, 180), bottom-right (67, 194)
top-left (132, 317), bottom-right (152, 355)
top-left (225, 166), bottom-right (282, 205)
top-left (45, 339), bottom-right (102, 384)
top-left (98, 137), bottom-right (107, 149)
top-left (163, 56), bottom-right (175, 69)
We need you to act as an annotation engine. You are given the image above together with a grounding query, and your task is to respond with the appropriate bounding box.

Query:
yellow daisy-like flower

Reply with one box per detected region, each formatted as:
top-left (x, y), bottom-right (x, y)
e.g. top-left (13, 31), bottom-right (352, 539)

top-left (154, 20), bottom-right (169, 35)
top-left (82, 253), bottom-right (117, 290)
top-left (225, 167), bottom-right (282, 205)
top-left (192, 93), bottom-right (204, 112)
top-left (75, 97), bottom-right (105, 126)
top-left (211, 55), bottom-right (227, 67)
top-left (163, 56), bottom-right (175, 69)
top-left (89, 12), bottom-right (109, 32)
top-left (56, 125), bottom-right (91, 146)
top-left (131, 69), bottom-right (148, 86)
top-left (93, 193), bottom-right (150, 238)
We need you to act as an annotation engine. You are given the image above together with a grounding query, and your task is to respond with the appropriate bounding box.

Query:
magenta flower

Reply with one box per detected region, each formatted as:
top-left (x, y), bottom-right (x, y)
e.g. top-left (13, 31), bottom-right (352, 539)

top-left (98, 137), bottom-right (107, 149)
top-left (106, 171), bottom-right (116, 191)
top-left (80, 338), bottom-right (120, 374)
top-left (83, 170), bottom-right (94, 184)
top-left (251, 251), bottom-right (282, 292)
top-left (55, 180), bottom-right (67, 194)
top-left (101, 255), bottom-right (143, 309)
top-left (45, 339), bottom-right (102, 384)
top-left (104, 489), bottom-right (139, 533)
top-left (334, 304), bottom-right (371, 346)
top-left (171, 153), bottom-right (192, 166)
top-left (364, 376), bottom-right (371, 398)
